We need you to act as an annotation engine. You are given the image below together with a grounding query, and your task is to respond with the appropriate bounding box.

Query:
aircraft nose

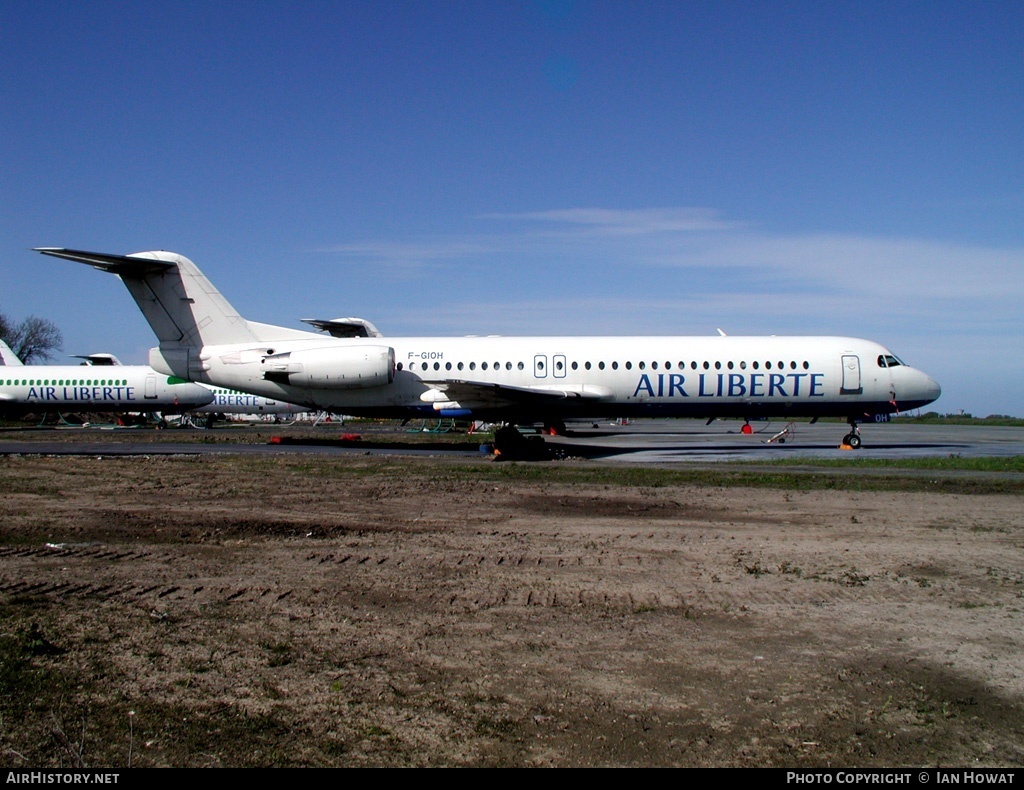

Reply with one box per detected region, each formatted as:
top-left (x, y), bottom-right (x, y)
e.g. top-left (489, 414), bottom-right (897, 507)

top-left (915, 370), bottom-right (941, 405)
top-left (188, 383), bottom-right (216, 406)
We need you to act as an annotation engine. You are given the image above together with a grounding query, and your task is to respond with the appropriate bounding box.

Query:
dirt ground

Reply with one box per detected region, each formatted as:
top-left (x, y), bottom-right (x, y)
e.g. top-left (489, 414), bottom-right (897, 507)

top-left (1, 432), bottom-right (1022, 767)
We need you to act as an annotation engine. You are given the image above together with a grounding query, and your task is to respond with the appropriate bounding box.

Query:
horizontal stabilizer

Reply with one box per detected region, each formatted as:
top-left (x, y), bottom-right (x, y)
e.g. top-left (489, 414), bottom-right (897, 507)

top-left (70, 353), bottom-right (122, 366)
top-left (34, 248), bottom-right (175, 276)
top-left (302, 317), bottom-right (383, 338)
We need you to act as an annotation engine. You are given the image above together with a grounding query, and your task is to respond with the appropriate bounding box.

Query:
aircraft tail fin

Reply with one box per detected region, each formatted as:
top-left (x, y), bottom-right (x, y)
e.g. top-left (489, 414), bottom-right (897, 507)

top-left (0, 339), bottom-right (25, 366)
top-left (35, 248), bottom-right (311, 351)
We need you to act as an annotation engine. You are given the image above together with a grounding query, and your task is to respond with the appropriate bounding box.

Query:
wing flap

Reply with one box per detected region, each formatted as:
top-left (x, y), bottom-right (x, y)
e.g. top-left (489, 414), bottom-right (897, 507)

top-left (420, 379), bottom-right (613, 410)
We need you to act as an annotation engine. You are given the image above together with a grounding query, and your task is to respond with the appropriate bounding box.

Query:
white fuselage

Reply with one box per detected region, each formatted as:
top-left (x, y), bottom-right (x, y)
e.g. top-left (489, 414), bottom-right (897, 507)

top-left (189, 385), bottom-right (310, 416)
top-left (164, 334), bottom-right (941, 424)
top-left (0, 365), bottom-right (214, 414)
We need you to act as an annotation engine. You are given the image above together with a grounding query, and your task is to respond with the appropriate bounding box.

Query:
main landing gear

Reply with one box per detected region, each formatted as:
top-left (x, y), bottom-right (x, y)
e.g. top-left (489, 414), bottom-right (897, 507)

top-left (841, 418), bottom-right (862, 449)
top-left (543, 419), bottom-right (568, 436)
top-left (492, 425), bottom-right (552, 460)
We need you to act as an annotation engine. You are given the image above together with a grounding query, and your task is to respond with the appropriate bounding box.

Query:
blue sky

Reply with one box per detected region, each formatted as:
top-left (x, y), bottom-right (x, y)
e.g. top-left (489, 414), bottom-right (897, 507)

top-left (3, 1), bottom-right (1022, 416)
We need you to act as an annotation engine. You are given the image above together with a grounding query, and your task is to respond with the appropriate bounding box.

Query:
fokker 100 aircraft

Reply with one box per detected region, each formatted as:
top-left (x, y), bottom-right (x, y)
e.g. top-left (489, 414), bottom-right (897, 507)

top-left (0, 338), bottom-right (214, 418)
top-left (37, 248), bottom-right (941, 449)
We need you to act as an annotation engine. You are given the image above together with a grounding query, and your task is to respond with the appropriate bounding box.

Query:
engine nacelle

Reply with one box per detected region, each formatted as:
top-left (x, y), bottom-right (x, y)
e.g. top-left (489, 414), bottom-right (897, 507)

top-left (262, 345), bottom-right (395, 389)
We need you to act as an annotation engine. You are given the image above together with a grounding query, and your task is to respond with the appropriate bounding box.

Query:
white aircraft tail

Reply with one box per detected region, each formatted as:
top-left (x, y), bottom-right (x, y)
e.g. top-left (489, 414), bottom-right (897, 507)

top-left (0, 339), bottom-right (25, 366)
top-left (36, 249), bottom-right (311, 352)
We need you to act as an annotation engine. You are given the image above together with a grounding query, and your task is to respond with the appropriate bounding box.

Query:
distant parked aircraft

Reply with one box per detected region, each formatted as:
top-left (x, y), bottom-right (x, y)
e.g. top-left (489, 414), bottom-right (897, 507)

top-left (0, 339), bottom-right (213, 418)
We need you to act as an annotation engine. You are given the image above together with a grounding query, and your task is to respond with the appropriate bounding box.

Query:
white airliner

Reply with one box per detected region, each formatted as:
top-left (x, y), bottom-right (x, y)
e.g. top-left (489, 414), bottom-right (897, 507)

top-left (0, 338), bottom-right (214, 418)
top-left (36, 248), bottom-right (941, 449)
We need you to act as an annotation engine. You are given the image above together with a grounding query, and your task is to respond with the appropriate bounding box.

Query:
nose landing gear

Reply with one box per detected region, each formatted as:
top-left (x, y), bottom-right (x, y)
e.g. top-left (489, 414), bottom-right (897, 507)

top-left (841, 418), bottom-right (862, 449)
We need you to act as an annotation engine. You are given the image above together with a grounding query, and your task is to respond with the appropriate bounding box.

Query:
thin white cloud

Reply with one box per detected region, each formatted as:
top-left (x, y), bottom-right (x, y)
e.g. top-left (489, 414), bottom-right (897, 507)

top-left (316, 206), bottom-right (1024, 347)
top-left (434, 209), bottom-right (1024, 308)
top-left (318, 238), bottom-right (495, 262)
top-left (480, 207), bottom-right (742, 234)
top-left (699, 234), bottom-right (1024, 301)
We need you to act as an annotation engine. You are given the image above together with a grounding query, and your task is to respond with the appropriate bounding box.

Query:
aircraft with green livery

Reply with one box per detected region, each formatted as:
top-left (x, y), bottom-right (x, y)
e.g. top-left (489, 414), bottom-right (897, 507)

top-left (0, 339), bottom-right (213, 417)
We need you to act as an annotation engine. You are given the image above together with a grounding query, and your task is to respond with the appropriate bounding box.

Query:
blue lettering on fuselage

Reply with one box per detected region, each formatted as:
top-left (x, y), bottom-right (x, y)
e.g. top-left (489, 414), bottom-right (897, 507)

top-left (215, 393), bottom-right (261, 407)
top-left (25, 386), bottom-right (137, 403)
top-left (633, 373), bottom-right (691, 399)
top-left (632, 372), bottom-right (826, 400)
top-left (633, 375), bottom-right (655, 398)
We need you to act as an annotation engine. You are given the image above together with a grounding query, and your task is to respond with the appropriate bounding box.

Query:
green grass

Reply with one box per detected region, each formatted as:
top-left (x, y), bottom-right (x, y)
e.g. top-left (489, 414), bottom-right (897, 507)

top-left (752, 455), bottom-right (1024, 473)
top-left (264, 454), bottom-right (1024, 495)
top-left (810, 413), bottom-right (1024, 426)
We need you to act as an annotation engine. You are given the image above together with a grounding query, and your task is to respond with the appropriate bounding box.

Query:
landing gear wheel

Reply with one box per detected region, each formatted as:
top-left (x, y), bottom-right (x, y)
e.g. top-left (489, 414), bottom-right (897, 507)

top-left (494, 426), bottom-right (518, 449)
top-left (843, 433), bottom-right (862, 449)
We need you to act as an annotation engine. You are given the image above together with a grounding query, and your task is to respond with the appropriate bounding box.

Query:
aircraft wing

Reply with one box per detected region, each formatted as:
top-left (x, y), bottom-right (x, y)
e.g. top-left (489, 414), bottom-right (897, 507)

top-left (419, 379), bottom-right (612, 411)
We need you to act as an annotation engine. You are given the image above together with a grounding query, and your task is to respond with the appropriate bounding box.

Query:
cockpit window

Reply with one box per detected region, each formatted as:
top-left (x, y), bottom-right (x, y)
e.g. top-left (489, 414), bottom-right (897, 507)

top-left (877, 354), bottom-right (903, 368)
